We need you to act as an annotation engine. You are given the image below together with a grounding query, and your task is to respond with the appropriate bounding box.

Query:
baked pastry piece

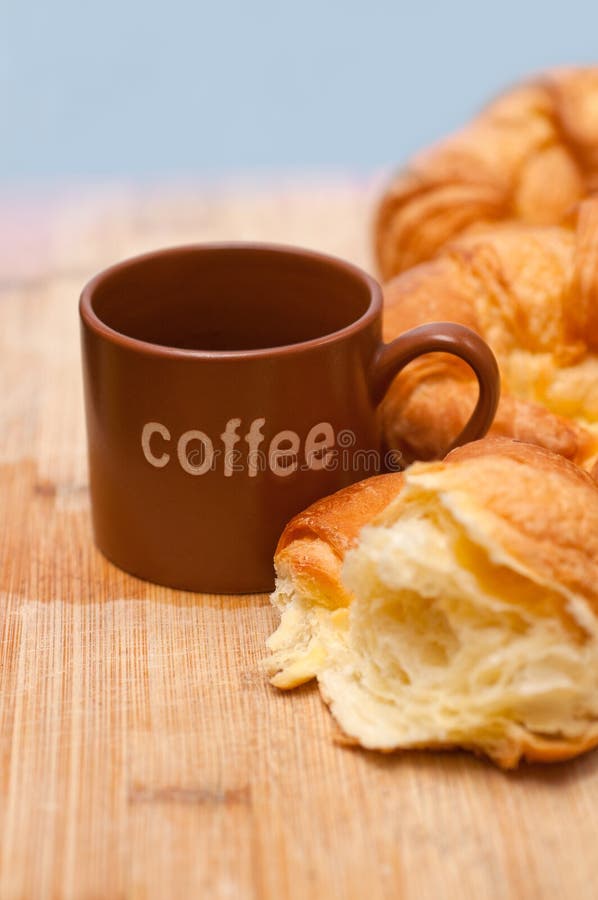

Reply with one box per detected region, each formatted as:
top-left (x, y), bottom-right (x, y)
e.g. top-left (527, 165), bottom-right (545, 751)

top-left (375, 66), bottom-right (598, 280)
top-left (266, 470), bottom-right (404, 688)
top-left (379, 203), bottom-right (598, 468)
top-left (266, 438), bottom-right (598, 768)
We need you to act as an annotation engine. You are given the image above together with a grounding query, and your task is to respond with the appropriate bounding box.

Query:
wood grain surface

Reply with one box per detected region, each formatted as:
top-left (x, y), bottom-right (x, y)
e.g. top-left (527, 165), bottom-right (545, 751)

top-left (1, 180), bottom-right (598, 900)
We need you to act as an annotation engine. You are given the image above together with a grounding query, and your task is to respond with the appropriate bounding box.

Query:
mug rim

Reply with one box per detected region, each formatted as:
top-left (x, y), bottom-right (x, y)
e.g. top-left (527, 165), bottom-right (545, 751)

top-left (79, 241), bottom-right (383, 360)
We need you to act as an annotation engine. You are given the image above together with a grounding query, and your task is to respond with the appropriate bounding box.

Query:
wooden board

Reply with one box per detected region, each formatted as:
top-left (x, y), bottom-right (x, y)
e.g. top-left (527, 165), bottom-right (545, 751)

top-left (1, 181), bottom-right (598, 900)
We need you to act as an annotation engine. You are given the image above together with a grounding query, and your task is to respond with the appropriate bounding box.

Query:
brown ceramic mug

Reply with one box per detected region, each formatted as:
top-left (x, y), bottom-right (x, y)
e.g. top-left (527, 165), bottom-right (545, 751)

top-left (80, 243), bottom-right (499, 593)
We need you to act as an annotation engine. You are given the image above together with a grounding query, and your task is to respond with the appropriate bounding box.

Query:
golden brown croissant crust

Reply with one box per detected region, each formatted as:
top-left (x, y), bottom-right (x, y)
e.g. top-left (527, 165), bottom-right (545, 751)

top-left (375, 67), bottom-right (598, 280)
top-left (380, 203), bottom-right (598, 468)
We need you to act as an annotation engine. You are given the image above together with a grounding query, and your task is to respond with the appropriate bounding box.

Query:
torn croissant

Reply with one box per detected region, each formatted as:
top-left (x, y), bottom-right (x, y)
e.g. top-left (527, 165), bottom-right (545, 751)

top-left (266, 438), bottom-right (598, 768)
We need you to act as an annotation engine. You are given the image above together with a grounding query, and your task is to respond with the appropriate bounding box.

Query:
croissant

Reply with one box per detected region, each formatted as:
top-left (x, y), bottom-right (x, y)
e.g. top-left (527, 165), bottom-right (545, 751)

top-left (266, 438), bottom-right (598, 768)
top-left (379, 201), bottom-right (598, 469)
top-left (375, 66), bottom-right (598, 280)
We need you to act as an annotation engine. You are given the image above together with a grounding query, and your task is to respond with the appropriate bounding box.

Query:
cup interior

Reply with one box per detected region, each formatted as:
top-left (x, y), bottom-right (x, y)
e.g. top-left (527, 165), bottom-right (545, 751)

top-left (87, 245), bottom-right (374, 352)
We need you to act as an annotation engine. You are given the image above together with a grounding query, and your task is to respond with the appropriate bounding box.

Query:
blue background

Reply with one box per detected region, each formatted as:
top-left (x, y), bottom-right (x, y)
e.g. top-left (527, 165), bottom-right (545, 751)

top-left (2, 0), bottom-right (597, 181)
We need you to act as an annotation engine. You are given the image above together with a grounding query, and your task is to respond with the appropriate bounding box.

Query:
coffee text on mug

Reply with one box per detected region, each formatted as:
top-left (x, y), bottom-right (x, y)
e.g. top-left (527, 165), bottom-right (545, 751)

top-left (141, 419), bottom-right (336, 477)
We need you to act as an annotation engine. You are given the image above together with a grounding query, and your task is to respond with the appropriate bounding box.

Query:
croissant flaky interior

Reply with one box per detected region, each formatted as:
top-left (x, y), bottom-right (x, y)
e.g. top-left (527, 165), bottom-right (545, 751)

top-left (266, 438), bottom-right (598, 768)
top-left (380, 206), bottom-right (598, 471)
top-left (375, 66), bottom-right (598, 279)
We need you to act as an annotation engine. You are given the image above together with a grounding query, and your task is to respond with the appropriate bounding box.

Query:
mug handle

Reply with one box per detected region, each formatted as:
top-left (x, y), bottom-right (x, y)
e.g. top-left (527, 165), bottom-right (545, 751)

top-left (370, 322), bottom-right (500, 453)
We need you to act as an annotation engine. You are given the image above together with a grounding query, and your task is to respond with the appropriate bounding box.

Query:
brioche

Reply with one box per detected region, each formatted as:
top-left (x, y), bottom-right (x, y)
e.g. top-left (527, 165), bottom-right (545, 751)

top-left (379, 205), bottom-right (598, 469)
top-left (375, 67), bottom-right (598, 279)
top-left (266, 438), bottom-right (598, 768)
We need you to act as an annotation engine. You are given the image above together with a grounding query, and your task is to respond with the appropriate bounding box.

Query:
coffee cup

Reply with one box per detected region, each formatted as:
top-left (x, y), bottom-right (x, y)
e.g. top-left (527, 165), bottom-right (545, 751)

top-left (80, 243), bottom-right (499, 593)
